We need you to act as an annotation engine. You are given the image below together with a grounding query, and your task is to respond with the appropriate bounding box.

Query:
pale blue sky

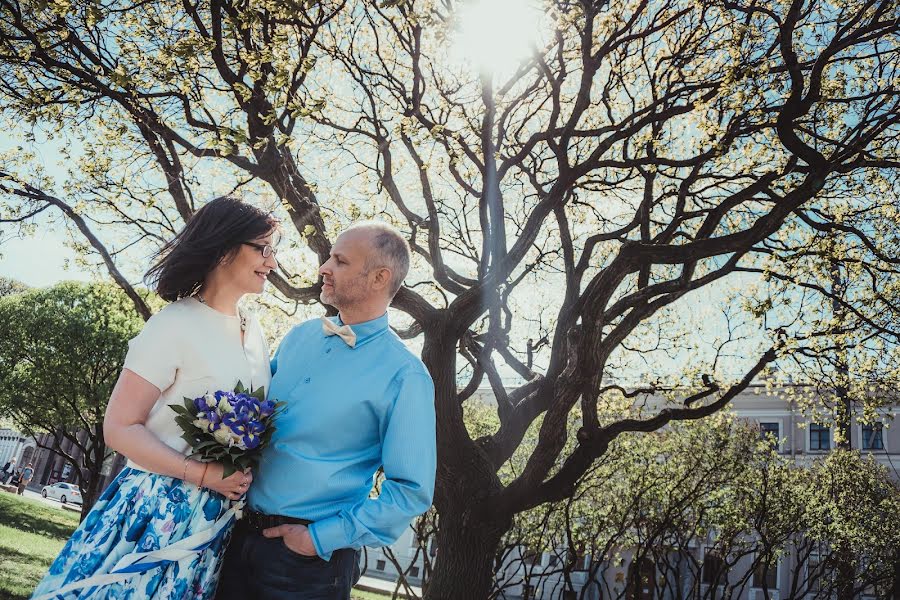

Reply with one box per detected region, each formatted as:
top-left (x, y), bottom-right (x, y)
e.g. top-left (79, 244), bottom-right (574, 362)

top-left (0, 129), bottom-right (97, 287)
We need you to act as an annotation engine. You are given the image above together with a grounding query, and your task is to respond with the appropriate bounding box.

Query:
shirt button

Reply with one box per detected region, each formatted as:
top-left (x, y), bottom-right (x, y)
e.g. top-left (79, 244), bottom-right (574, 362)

top-left (325, 348), bottom-right (332, 354)
top-left (304, 377), bottom-right (311, 384)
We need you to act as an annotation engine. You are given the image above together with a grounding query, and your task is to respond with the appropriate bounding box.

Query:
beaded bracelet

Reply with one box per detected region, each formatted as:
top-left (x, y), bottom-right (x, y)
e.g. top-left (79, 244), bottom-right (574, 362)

top-left (182, 457), bottom-right (191, 483)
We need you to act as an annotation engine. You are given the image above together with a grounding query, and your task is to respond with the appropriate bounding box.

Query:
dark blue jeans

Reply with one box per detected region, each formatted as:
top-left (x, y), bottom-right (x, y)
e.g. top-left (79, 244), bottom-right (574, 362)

top-left (216, 522), bottom-right (361, 600)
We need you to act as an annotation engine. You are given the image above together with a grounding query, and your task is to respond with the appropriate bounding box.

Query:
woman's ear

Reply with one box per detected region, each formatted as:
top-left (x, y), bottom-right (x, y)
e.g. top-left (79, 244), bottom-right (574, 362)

top-left (219, 246), bottom-right (240, 266)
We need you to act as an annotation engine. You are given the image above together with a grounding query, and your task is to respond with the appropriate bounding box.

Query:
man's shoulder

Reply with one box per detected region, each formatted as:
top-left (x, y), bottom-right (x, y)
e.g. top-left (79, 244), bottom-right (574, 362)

top-left (379, 333), bottom-right (431, 381)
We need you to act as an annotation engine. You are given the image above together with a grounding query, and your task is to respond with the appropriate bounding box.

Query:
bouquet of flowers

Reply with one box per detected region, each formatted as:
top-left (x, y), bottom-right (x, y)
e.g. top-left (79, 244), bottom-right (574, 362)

top-left (170, 382), bottom-right (283, 477)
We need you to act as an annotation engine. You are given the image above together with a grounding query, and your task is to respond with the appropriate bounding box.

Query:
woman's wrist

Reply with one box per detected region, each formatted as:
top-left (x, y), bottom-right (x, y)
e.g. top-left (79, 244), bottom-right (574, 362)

top-left (198, 462), bottom-right (209, 489)
top-left (182, 458), bottom-right (204, 486)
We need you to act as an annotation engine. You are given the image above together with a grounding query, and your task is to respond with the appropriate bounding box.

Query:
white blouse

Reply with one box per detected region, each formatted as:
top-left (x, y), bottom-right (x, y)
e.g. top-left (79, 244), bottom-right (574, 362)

top-left (122, 297), bottom-right (272, 472)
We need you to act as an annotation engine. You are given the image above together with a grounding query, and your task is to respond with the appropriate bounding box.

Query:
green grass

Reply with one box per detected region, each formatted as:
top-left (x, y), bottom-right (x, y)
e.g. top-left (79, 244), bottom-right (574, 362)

top-left (0, 492), bottom-right (398, 600)
top-left (0, 492), bottom-right (79, 600)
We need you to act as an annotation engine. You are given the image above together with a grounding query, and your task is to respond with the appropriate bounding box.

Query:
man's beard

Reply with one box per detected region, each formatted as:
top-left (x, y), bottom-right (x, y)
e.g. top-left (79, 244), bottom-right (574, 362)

top-left (321, 277), bottom-right (369, 310)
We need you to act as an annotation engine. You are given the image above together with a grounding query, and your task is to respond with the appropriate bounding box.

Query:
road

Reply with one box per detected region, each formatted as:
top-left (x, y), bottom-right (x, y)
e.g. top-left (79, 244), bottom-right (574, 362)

top-left (20, 486), bottom-right (82, 513)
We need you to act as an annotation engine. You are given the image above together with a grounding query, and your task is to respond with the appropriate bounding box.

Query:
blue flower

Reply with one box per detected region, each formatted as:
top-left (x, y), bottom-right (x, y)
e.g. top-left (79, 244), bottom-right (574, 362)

top-left (214, 390), bottom-right (235, 403)
top-left (259, 399), bottom-right (275, 417)
top-left (194, 392), bottom-right (217, 413)
top-left (203, 410), bottom-right (222, 432)
top-left (172, 579), bottom-right (188, 599)
top-left (167, 486), bottom-right (187, 504)
top-left (138, 531), bottom-right (160, 552)
top-left (242, 432), bottom-right (261, 449)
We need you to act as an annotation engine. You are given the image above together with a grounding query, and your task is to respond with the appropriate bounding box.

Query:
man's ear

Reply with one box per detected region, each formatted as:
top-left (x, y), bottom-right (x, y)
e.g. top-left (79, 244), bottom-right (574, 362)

top-left (372, 267), bottom-right (393, 291)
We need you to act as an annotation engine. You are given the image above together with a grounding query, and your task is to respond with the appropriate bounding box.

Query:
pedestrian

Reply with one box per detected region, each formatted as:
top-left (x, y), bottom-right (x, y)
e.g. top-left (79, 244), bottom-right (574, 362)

top-left (16, 463), bottom-right (33, 495)
top-left (0, 457), bottom-right (14, 484)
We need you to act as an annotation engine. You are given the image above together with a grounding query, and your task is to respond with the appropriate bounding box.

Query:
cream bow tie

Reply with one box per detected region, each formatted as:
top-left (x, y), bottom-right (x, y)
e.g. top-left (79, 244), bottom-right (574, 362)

top-left (321, 316), bottom-right (357, 348)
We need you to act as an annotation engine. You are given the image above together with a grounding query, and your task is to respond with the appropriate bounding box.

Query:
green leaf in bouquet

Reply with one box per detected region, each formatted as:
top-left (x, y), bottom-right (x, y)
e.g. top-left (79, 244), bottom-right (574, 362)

top-left (221, 462), bottom-right (237, 479)
top-left (235, 456), bottom-right (254, 472)
top-left (234, 381), bottom-right (247, 394)
top-left (169, 404), bottom-right (189, 416)
top-left (250, 386), bottom-right (266, 402)
top-left (174, 415), bottom-right (198, 433)
top-left (183, 397), bottom-right (198, 413)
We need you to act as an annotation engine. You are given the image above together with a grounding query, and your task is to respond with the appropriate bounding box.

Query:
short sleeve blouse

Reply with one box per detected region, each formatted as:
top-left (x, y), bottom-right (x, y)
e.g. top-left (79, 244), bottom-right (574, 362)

top-left (122, 297), bottom-right (271, 472)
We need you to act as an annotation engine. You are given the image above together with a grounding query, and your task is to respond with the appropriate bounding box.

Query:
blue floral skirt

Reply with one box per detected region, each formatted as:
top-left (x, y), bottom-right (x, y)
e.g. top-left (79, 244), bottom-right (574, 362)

top-left (31, 467), bottom-right (238, 600)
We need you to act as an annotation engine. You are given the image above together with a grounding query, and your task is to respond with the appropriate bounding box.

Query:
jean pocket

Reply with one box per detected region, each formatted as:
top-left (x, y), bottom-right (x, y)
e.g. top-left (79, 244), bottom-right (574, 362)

top-left (279, 538), bottom-right (321, 563)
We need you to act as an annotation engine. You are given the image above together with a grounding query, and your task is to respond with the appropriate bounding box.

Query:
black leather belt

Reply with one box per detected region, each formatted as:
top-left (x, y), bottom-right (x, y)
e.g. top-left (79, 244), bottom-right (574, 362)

top-left (242, 509), bottom-right (312, 533)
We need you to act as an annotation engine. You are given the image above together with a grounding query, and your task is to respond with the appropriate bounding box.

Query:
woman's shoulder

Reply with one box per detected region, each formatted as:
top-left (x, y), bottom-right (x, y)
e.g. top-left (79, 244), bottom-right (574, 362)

top-left (140, 298), bottom-right (201, 333)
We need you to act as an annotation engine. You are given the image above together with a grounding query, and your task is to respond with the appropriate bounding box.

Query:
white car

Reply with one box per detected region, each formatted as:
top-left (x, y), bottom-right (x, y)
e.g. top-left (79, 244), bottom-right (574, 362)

top-left (41, 482), bottom-right (83, 505)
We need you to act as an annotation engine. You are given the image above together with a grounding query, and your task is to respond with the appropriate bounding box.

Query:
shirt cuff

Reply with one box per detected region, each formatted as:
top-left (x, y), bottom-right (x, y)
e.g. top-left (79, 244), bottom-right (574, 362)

top-left (308, 515), bottom-right (346, 561)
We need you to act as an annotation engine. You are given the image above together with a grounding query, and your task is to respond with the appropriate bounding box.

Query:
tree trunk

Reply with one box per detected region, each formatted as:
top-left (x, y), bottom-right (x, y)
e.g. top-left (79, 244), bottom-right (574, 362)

top-left (79, 465), bottom-right (105, 521)
top-left (420, 327), bottom-right (514, 600)
top-left (79, 438), bottom-right (108, 520)
top-left (424, 510), bottom-right (508, 600)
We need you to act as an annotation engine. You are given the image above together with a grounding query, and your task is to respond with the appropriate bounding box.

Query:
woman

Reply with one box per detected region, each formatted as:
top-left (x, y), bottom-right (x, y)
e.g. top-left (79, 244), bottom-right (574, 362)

top-left (32, 196), bottom-right (278, 600)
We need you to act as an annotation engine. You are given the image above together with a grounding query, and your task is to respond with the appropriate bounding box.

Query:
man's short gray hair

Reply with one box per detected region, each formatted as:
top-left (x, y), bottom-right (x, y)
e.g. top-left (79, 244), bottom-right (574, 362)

top-left (350, 221), bottom-right (410, 298)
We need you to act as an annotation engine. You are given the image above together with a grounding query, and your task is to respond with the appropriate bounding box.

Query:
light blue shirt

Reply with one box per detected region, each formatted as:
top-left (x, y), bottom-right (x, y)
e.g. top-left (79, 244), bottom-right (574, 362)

top-left (249, 313), bottom-right (436, 560)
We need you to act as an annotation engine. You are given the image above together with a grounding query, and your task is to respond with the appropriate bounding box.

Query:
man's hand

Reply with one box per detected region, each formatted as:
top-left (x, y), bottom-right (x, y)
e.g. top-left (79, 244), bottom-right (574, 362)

top-left (262, 524), bottom-right (318, 557)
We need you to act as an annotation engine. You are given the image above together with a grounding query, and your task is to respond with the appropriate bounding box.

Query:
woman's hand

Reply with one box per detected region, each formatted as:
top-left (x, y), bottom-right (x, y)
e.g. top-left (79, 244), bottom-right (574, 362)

top-left (201, 463), bottom-right (252, 501)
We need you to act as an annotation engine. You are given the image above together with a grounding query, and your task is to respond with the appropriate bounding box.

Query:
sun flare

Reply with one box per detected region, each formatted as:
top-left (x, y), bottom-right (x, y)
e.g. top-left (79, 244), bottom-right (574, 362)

top-left (449, 0), bottom-right (548, 77)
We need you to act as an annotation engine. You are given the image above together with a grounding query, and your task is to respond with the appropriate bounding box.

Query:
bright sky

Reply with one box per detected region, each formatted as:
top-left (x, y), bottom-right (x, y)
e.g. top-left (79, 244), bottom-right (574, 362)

top-left (0, 130), bottom-right (96, 287)
top-left (448, 0), bottom-right (548, 77)
top-left (0, 227), bottom-right (90, 287)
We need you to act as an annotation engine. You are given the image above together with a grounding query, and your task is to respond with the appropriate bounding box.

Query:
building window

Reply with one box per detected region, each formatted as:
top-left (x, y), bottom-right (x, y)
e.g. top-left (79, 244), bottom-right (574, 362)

top-left (809, 423), bottom-right (830, 451)
top-left (548, 554), bottom-right (559, 567)
top-left (565, 548), bottom-right (590, 571)
top-left (627, 557), bottom-right (656, 599)
top-left (376, 559), bottom-right (386, 571)
top-left (702, 549), bottom-right (723, 585)
top-left (752, 558), bottom-right (778, 589)
top-left (523, 547), bottom-right (542, 566)
top-left (862, 423), bottom-right (884, 451)
top-left (808, 553), bottom-right (823, 592)
top-left (563, 592), bottom-right (578, 600)
top-left (408, 566), bottom-right (420, 578)
top-left (759, 422), bottom-right (780, 450)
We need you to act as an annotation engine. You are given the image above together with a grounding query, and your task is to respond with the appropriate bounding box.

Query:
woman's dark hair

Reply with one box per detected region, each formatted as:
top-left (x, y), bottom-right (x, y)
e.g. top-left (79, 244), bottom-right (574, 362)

top-left (145, 196), bottom-right (277, 302)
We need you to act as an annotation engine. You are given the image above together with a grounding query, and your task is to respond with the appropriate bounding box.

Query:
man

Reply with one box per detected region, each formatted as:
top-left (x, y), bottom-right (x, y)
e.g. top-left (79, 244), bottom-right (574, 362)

top-left (17, 462), bottom-right (33, 495)
top-left (218, 222), bottom-right (437, 600)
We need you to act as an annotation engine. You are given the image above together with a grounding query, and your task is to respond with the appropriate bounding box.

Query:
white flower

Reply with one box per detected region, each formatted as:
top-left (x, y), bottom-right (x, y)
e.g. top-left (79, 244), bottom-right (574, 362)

top-left (204, 393), bottom-right (217, 409)
top-left (212, 427), bottom-right (232, 446)
top-left (218, 397), bottom-right (233, 413)
top-left (193, 418), bottom-right (211, 430)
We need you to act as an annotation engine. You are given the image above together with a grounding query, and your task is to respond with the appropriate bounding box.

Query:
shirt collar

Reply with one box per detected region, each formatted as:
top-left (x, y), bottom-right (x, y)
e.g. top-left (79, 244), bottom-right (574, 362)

top-left (329, 312), bottom-right (390, 348)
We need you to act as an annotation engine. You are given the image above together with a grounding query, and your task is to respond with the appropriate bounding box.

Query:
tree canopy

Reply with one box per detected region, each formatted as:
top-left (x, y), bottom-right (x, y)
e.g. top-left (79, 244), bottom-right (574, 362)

top-left (0, 281), bottom-right (145, 516)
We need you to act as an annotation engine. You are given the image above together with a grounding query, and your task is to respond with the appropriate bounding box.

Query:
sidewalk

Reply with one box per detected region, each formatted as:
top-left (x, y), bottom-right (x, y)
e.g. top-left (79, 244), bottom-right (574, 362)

top-left (355, 573), bottom-right (422, 598)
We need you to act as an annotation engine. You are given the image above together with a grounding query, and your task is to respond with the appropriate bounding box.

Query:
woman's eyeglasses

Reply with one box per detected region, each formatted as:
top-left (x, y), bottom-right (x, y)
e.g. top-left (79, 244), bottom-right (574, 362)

top-left (243, 242), bottom-right (277, 258)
